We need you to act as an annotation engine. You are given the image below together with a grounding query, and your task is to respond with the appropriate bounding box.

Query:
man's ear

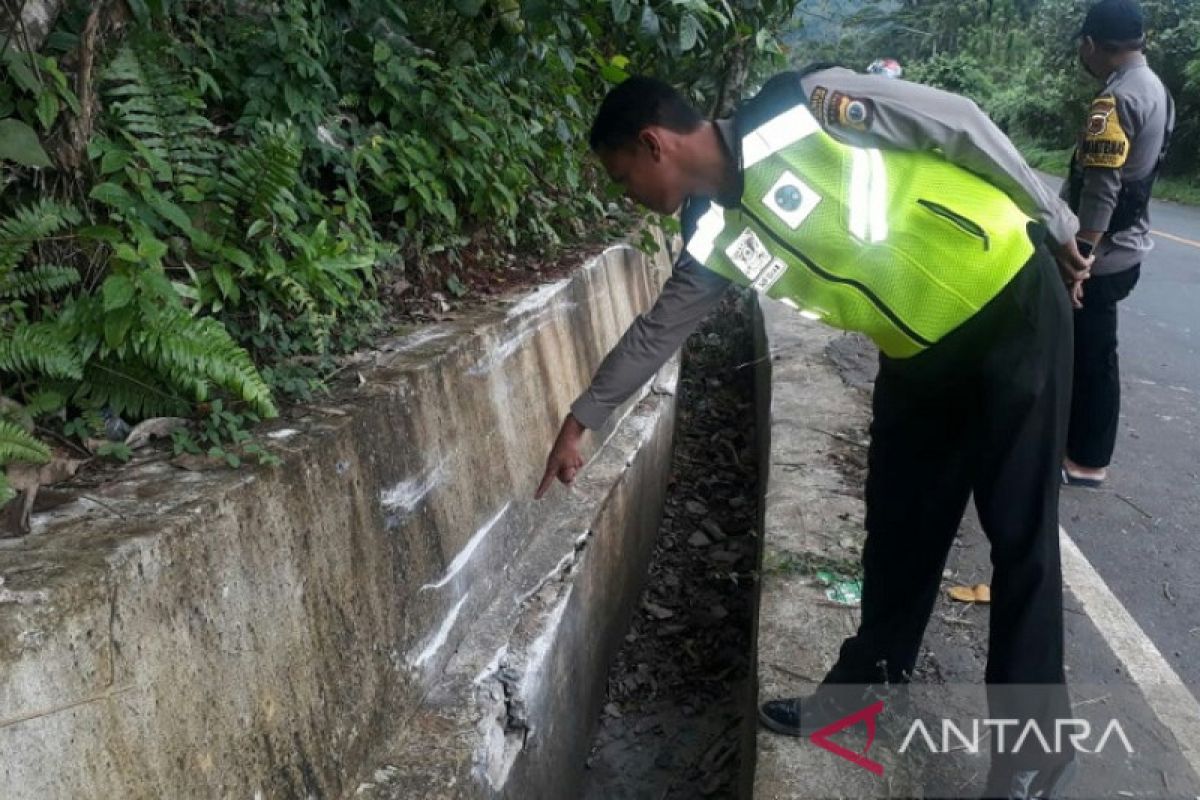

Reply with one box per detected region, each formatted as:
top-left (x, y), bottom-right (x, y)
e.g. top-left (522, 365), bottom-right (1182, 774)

top-left (639, 128), bottom-right (664, 161)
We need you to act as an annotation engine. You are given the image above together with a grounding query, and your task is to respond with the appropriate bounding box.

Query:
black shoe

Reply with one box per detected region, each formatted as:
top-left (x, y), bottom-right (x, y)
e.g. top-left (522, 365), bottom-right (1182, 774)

top-left (757, 690), bottom-right (853, 737)
top-left (984, 757), bottom-right (1077, 799)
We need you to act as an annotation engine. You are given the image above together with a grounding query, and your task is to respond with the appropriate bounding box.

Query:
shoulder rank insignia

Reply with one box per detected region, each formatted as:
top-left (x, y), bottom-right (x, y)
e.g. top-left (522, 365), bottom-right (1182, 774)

top-left (1080, 95), bottom-right (1129, 169)
top-left (809, 86), bottom-right (828, 122)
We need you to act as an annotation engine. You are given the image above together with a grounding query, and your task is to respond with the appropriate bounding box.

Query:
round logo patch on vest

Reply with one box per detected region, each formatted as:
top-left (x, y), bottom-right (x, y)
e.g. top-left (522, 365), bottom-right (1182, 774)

top-left (774, 184), bottom-right (803, 212)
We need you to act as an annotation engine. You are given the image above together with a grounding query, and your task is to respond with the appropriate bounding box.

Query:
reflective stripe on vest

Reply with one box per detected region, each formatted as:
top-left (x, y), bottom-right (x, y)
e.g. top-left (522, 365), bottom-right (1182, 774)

top-left (686, 103), bottom-right (1036, 358)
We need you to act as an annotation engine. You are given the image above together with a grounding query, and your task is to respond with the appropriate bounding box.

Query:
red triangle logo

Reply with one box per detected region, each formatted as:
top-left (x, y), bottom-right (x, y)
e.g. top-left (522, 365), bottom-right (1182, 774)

top-left (808, 700), bottom-right (885, 775)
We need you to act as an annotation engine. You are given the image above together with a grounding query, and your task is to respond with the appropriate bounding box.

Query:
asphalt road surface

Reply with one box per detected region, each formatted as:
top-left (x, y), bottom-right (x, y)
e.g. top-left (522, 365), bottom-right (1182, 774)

top-left (1038, 174), bottom-right (1200, 690)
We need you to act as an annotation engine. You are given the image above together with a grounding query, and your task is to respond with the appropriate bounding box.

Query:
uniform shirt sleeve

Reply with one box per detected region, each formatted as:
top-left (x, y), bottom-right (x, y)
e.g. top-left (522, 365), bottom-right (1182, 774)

top-left (1075, 91), bottom-right (1140, 232)
top-left (569, 254), bottom-right (730, 430)
top-left (799, 67), bottom-right (1079, 245)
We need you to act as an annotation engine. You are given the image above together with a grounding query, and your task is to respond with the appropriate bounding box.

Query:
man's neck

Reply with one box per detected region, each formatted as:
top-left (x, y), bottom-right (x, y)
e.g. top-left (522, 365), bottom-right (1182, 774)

top-left (689, 121), bottom-right (741, 206)
top-left (1102, 51), bottom-right (1146, 81)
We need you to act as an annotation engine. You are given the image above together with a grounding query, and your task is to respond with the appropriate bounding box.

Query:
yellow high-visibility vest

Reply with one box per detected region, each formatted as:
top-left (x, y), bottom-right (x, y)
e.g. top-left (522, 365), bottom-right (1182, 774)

top-left (687, 97), bottom-right (1036, 358)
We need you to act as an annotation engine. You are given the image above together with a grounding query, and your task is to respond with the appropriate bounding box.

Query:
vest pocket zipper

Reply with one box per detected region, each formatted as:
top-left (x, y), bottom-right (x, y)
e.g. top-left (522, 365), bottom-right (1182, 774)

top-left (918, 199), bottom-right (990, 251)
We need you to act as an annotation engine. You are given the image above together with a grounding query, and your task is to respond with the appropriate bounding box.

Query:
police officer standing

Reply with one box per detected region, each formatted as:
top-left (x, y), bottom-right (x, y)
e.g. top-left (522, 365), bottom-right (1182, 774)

top-left (535, 66), bottom-right (1092, 798)
top-left (1062, 0), bottom-right (1175, 488)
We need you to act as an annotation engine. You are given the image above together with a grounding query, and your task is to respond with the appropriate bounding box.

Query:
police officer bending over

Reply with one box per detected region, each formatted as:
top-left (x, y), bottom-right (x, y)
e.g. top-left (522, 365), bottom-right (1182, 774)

top-left (1061, 0), bottom-right (1175, 488)
top-left (535, 66), bottom-right (1092, 798)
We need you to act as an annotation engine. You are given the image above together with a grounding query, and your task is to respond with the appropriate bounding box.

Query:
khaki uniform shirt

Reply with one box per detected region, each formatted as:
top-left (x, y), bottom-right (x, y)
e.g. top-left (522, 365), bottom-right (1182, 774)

top-left (1062, 54), bottom-right (1174, 275)
top-left (570, 68), bottom-right (1080, 430)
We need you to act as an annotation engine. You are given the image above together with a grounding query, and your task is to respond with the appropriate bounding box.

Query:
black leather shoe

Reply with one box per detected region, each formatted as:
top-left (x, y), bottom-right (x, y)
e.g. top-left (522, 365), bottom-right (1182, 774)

top-left (757, 691), bottom-right (853, 737)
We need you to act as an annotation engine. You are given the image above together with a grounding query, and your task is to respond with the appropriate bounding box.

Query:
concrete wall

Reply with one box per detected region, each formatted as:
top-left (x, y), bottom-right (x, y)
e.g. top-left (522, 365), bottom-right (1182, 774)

top-left (0, 238), bottom-right (679, 799)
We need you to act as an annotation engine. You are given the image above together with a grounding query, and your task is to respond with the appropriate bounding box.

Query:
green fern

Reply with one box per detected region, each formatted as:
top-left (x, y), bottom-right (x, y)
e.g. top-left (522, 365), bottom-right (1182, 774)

top-left (76, 360), bottom-right (193, 419)
top-left (103, 38), bottom-right (217, 187)
top-left (18, 391), bottom-right (66, 420)
top-left (0, 391), bottom-right (65, 433)
top-left (0, 419), bottom-right (51, 465)
top-left (212, 131), bottom-right (302, 239)
top-left (0, 200), bottom-right (82, 274)
top-left (135, 306), bottom-right (277, 418)
top-left (0, 264), bottom-right (81, 298)
top-left (0, 323), bottom-right (84, 380)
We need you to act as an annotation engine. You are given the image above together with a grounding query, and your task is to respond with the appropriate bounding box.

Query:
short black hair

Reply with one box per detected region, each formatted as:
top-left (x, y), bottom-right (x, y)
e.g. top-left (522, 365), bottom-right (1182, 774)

top-left (588, 76), bottom-right (704, 153)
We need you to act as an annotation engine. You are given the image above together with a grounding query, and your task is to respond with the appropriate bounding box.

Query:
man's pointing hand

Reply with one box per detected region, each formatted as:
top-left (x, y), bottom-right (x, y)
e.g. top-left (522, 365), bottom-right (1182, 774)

top-left (535, 414), bottom-right (586, 499)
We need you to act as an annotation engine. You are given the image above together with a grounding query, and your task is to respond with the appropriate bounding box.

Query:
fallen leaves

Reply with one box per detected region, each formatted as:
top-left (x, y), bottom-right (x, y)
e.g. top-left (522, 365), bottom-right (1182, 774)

top-left (948, 583), bottom-right (992, 604)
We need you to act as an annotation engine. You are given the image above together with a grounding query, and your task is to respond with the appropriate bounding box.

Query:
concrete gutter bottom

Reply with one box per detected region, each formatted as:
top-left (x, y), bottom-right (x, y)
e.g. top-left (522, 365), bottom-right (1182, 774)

top-left (0, 235), bottom-right (679, 800)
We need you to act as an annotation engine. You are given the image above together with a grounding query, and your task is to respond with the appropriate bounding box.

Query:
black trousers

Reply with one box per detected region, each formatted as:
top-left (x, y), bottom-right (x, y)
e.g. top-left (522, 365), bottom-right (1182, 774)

top-left (1066, 265), bottom-right (1141, 469)
top-left (822, 243), bottom-right (1074, 769)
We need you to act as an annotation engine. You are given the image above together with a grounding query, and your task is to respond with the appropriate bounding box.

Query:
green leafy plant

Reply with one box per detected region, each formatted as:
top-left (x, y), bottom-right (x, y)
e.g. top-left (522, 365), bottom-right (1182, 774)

top-left (1, 0), bottom-right (810, 514)
top-left (171, 399), bottom-right (281, 467)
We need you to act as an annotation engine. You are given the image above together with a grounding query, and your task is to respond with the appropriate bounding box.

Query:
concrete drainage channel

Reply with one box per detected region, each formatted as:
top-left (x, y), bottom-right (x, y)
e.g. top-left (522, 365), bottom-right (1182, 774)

top-left (0, 237), bottom-right (708, 800)
top-left (581, 291), bottom-right (764, 800)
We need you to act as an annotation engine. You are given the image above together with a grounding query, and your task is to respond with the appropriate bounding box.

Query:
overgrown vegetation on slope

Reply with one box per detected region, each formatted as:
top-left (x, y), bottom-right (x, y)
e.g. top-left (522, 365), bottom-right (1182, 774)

top-left (0, 0), bottom-right (803, 510)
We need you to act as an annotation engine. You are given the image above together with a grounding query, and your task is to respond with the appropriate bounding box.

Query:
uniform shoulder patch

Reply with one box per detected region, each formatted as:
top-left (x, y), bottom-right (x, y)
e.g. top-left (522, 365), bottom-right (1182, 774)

top-left (1080, 94), bottom-right (1129, 169)
top-left (809, 85), bottom-right (828, 122)
top-left (827, 91), bottom-right (874, 132)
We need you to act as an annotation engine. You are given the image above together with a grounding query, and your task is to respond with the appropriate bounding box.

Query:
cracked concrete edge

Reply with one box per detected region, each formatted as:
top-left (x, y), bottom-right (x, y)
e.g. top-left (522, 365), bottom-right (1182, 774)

top-left (749, 297), bottom-right (921, 799)
top-left (352, 362), bottom-right (680, 800)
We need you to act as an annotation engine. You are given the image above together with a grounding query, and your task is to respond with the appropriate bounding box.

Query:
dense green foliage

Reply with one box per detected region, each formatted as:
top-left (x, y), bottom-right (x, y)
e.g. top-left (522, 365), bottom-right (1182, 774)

top-left (0, 0), bottom-right (802, 507)
top-left (807, 0), bottom-right (1200, 181)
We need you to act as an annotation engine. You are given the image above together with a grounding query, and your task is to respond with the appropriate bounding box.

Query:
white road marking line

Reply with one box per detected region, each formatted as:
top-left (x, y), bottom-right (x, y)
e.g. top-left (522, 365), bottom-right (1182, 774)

top-left (1153, 229), bottom-right (1200, 249)
top-left (1059, 525), bottom-right (1200, 780)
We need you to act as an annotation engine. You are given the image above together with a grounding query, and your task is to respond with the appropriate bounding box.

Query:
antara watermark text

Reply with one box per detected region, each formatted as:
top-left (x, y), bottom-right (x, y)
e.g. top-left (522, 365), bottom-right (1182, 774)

top-left (898, 718), bottom-right (1134, 755)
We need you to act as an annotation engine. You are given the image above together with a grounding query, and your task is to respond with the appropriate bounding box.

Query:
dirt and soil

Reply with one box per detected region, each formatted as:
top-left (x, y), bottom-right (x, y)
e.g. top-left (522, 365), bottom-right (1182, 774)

top-left (581, 290), bottom-right (761, 800)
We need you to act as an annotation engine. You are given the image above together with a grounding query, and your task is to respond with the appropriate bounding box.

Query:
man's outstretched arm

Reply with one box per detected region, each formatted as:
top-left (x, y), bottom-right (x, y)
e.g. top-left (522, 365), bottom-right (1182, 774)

top-left (535, 255), bottom-right (729, 498)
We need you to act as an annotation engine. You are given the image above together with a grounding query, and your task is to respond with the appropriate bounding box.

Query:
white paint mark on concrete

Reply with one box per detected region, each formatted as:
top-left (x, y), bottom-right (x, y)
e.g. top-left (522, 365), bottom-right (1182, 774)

top-left (514, 553), bottom-right (577, 608)
top-left (266, 428), bottom-right (300, 440)
top-left (1059, 526), bottom-right (1200, 781)
top-left (388, 326), bottom-right (451, 353)
top-left (472, 277), bottom-right (594, 376)
top-left (372, 766), bottom-right (399, 782)
top-left (480, 586), bottom-right (575, 790)
top-left (506, 279), bottom-right (571, 319)
top-left (380, 463), bottom-right (443, 513)
top-left (522, 586), bottom-right (573, 696)
top-left (468, 323), bottom-right (544, 376)
top-left (411, 593), bottom-right (470, 669)
top-left (421, 502), bottom-right (511, 591)
top-left (0, 577), bottom-right (49, 606)
top-left (473, 644), bottom-right (509, 686)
